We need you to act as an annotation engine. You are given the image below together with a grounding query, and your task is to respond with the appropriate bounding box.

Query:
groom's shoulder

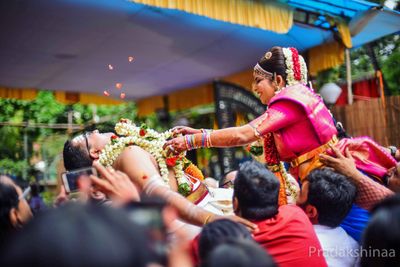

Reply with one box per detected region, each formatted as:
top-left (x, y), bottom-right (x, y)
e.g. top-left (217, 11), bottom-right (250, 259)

top-left (118, 145), bottom-right (150, 160)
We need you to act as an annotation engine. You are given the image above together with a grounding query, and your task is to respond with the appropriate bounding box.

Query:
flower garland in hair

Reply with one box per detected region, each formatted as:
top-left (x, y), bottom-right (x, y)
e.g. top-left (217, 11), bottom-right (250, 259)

top-left (282, 47), bottom-right (308, 86)
top-left (99, 119), bottom-right (196, 196)
top-left (299, 55), bottom-right (308, 85)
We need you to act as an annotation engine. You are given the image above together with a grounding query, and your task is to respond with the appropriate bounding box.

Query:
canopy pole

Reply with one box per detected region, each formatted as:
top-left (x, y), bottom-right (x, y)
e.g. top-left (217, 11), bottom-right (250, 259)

top-left (345, 48), bottom-right (353, 104)
top-left (377, 70), bottom-right (386, 108)
top-left (23, 128), bottom-right (28, 180)
top-left (67, 108), bottom-right (73, 136)
top-left (366, 43), bottom-right (391, 96)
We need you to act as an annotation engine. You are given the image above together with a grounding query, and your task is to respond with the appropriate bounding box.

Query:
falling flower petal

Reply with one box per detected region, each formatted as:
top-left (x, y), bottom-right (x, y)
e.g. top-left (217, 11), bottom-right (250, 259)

top-left (103, 90), bottom-right (110, 96)
top-left (115, 83), bottom-right (122, 89)
top-left (108, 64), bottom-right (114, 70)
top-left (120, 92), bottom-right (126, 99)
top-left (128, 56), bottom-right (134, 62)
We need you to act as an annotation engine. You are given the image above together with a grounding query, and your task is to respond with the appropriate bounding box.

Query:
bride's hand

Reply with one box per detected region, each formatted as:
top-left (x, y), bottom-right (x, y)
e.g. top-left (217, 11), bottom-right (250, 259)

top-left (171, 126), bottom-right (201, 137)
top-left (163, 136), bottom-right (188, 155)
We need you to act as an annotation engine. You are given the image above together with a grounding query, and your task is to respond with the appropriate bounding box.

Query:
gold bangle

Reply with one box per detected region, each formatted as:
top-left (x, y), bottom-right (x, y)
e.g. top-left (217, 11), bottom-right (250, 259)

top-left (203, 214), bottom-right (213, 225)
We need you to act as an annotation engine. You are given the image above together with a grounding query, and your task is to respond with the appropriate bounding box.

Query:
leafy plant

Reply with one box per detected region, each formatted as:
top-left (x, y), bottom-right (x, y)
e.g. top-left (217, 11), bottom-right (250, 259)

top-left (0, 91), bottom-right (137, 181)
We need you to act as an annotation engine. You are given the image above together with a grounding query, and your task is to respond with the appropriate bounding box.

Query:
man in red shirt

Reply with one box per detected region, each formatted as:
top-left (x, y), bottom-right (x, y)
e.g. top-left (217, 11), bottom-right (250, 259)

top-left (233, 161), bottom-right (327, 267)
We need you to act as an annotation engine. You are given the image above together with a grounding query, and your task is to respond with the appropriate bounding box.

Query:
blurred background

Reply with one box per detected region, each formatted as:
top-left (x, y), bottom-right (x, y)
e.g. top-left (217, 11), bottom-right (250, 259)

top-left (0, 0), bottom-right (399, 204)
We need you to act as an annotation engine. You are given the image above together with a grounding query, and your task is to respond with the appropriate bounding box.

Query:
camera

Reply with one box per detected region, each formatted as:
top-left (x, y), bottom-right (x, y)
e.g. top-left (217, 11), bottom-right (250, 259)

top-left (125, 201), bottom-right (167, 265)
top-left (125, 201), bottom-right (165, 236)
top-left (61, 167), bottom-right (97, 193)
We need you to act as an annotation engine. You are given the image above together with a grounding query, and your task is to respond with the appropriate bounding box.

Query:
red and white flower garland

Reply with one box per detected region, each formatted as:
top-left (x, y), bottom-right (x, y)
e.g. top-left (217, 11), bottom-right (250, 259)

top-left (282, 47), bottom-right (308, 86)
top-left (99, 119), bottom-right (189, 192)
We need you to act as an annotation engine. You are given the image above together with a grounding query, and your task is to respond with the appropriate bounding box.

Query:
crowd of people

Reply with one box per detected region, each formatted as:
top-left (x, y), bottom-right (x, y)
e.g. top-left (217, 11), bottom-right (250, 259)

top-left (0, 46), bottom-right (399, 267)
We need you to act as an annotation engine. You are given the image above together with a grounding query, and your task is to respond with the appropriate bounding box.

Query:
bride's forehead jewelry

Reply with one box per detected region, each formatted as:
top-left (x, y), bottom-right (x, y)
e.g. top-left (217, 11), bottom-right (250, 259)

top-left (254, 63), bottom-right (273, 80)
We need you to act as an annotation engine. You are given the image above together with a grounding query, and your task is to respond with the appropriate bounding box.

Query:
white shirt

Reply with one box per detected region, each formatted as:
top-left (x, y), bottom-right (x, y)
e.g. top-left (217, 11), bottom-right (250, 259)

top-left (314, 224), bottom-right (359, 267)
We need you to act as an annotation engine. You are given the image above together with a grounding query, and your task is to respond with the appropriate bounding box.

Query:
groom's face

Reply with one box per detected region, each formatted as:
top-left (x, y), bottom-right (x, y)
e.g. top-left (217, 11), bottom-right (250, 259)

top-left (73, 130), bottom-right (114, 157)
top-left (87, 131), bottom-right (114, 151)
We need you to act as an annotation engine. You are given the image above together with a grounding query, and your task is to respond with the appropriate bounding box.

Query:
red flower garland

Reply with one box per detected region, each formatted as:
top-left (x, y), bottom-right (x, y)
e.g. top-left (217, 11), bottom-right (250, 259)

top-left (263, 133), bottom-right (280, 165)
top-left (289, 47), bottom-right (301, 81)
top-left (111, 135), bottom-right (118, 144)
top-left (139, 129), bottom-right (146, 136)
top-left (263, 133), bottom-right (288, 206)
top-left (166, 156), bottom-right (179, 167)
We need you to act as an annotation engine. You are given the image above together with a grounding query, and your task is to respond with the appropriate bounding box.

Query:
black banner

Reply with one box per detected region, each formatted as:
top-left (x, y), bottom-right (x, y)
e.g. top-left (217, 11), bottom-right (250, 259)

top-left (214, 81), bottom-right (265, 175)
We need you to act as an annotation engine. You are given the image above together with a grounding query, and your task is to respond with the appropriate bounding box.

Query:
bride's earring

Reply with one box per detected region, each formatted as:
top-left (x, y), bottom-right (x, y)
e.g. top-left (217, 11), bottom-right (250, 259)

top-left (273, 73), bottom-right (281, 94)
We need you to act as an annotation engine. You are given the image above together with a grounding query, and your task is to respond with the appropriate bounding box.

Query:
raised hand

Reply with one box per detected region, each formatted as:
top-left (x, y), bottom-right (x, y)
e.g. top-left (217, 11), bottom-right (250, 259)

top-left (54, 185), bottom-right (69, 207)
top-left (171, 126), bottom-right (201, 137)
top-left (163, 136), bottom-right (188, 155)
top-left (91, 161), bottom-right (140, 206)
top-left (319, 146), bottom-right (358, 178)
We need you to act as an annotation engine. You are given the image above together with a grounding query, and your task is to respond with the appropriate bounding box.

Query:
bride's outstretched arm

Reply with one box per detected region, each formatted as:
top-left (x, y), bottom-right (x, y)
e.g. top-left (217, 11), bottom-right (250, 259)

top-left (165, 103), bottom-right (300, 155)
top-left (164, 125), bottom-right (258, 155)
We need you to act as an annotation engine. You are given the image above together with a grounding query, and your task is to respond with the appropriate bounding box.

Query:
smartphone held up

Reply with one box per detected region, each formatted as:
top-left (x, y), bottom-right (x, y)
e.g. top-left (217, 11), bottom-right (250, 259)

top-left (61, 167), bottom-right (97, 193)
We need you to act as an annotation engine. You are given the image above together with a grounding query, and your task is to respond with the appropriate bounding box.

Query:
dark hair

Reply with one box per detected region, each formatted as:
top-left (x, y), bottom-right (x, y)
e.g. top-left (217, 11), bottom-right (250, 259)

top-left (30, 182), bottom-right (41, 197)
top-left (335, 121), bottom-right (351, 139)
top-left (201, 239), bottom-right (277, 267)
top-left (0, 176), bottom-right (19, 247)
top-left (234, 161), bottom-right (280, 220)
top-left (199, 219), bottom-right (252, 261)
top-left (361, 195), bottom-right (400, 267)
top-left (0, 203), bottom-right (153, 267)
top-left (306, 168), bottom-right (357, 227)
top-left (63, 139), bottom-right (93, 171)
top-left (258, 46), bottom-right (287, 82)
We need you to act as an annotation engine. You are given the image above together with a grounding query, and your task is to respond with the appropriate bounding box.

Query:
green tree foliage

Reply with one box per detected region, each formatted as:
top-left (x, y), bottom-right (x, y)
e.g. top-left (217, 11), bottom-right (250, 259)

top-left (315, 33), bottom-right (400, 95)
top-left (0, 91), bottom-right (136, 180)
top-left (315, 0), bottom-right (400, 94)
top-left (0, 99), bottom-right (25, 160)
top-left (0, 158), bottom-right (29, 178)
top-left (378, 35), bottom-right (400, 93)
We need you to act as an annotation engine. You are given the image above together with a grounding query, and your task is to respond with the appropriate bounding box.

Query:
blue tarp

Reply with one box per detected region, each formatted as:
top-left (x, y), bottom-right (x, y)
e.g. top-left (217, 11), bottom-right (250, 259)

top-left (285, 0), bottom-right (400, 47)
top-left (0, 0), bottom-right (398, 99)
top-left (286, 0), bottom-right (379, 18)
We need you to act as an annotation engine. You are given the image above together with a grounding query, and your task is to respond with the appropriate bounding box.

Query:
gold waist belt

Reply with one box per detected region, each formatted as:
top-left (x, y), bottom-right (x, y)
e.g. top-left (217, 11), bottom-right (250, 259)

top-left (290, 135), bottom-right (338, 168)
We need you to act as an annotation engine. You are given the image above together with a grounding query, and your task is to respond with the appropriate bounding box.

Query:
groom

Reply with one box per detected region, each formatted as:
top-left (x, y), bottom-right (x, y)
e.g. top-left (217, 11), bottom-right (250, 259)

top-left (63, 130), bottom-right (255, 236)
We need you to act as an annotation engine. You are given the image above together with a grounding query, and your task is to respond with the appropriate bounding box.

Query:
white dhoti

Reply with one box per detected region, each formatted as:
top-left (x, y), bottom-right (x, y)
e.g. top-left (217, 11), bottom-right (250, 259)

top-left (168, 183), bottom-right (234, 240)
